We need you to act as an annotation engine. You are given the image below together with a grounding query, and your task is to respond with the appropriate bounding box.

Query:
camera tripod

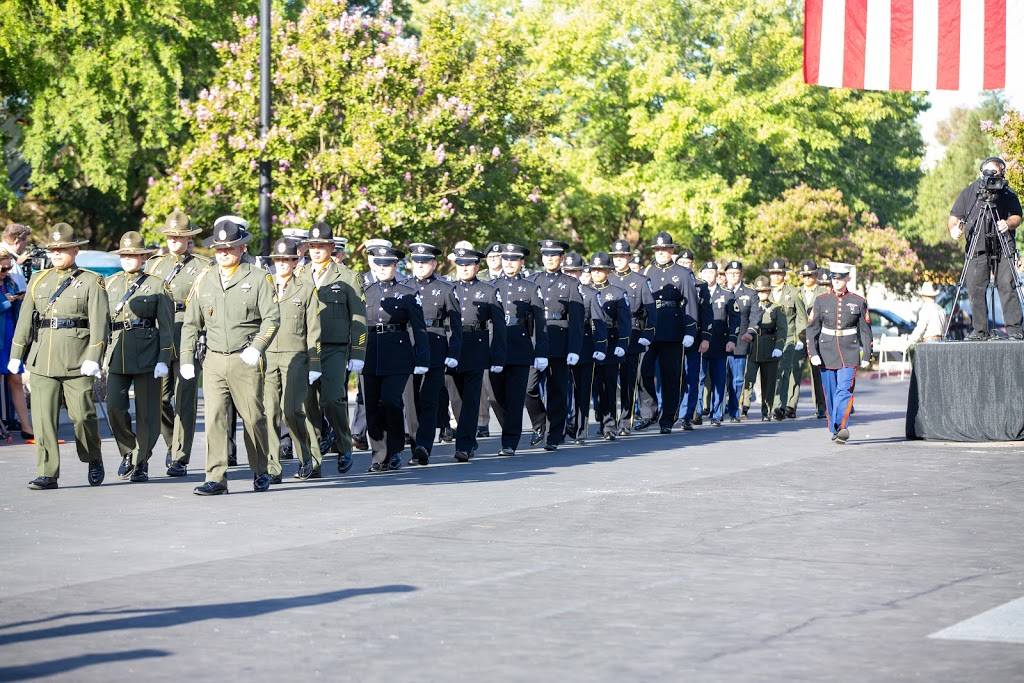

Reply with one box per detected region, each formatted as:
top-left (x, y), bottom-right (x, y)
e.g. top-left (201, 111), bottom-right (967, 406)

top-left (944, 196), bottom-right (1024, 338)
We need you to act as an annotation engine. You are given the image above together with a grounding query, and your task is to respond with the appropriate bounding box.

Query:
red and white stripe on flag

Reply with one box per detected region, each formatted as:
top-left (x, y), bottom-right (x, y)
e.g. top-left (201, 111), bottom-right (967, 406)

top-left (804, 0), bottom-right (1024, 91)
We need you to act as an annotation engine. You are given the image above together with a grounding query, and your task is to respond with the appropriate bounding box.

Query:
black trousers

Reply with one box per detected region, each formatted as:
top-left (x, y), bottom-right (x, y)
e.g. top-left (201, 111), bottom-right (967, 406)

top-left (617, 352), bottom-right (642, 426)
top-left (446, 370), bottom-right (484, 453)
top-left (352, 376), bottom-right (367, 437)
top-left (593, 363), bottom-right (620, 435)
top-left (364, 373), bottom-right (408, 464)
top-left (405, 367), bottom-right (445, 454)
top-left (966, 253), bottom-right (1023, 335)
top-left (639, 342), bottom-right (683, 428)
top-left (567, 362), bottom-right (595, 440)
top-left (526, 360), bottom-right (570, 446)
top-left (488, 364), bottom-right (531, 451)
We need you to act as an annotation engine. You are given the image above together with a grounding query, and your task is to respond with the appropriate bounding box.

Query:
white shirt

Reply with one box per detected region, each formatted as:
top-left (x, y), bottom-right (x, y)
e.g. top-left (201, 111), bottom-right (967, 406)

top-left (909, 300), bottom-right (947, 343)
top-left (2, 241), bottom-right (28, 291)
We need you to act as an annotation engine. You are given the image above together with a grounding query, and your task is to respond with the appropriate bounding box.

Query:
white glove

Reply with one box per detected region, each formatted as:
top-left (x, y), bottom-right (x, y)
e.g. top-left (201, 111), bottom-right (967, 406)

top-left (533, 357), bottom-right (549, 372)
top-left (860, 359), bottom-right (871, 368)
top-left (810, 355), bottom-right (822, 367)
top-left (637, 337), bottom-right (652, 347)
top-left (153, 362), bottom-right (169, 379)
top-left (444, 357), bottom-right (458, 369)
top-left (308, 370), bottom-right (322, 384)
top-left (347, 359), bottom-right (364, 374)
top-left (613, 346), bottom-right (626, 358)
top-left (566, 353), bottom-right (580, 366)
top-left (180, 364), bottom-right (196, 380)
top-left (414, 366), bottom-right (429, 375)
top-left (6, 359), bottom-right (22, 374)
top-left (795, 341), bottom-right (804, 351)
top-left (771, 349), bottom-right (783, 359)
top-left (593, 351), bottom-right (606, 362)
top-left (80, 360), bottom-right (101, 377)
top-left (682, 335), bottom-right (694, 348)
top-left (240, 346), bottom-right (261, 367)
top-left (489, 365), bottom-right (503, 374)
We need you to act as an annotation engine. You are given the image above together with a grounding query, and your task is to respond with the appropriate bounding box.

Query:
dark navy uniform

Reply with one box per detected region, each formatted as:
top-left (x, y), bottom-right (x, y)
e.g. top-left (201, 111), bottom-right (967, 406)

top-left (725, 263), bottom-right (761, 419)
top-left (608, 239), bottom-right (655, 433)
top-left (637, 232), bottom-right (698, 431)
top-left (525, 240), bottom-right (585, 449)
top-left (805, 271), bottom-right (872, 440)
top-left (699, 274), bottom-right (739, 423)
top-left (487, 244), bottom-right (549, 453)
top-left (680, 268), bottom-right (709, 425)
top-left (363, 247), bottom-right (429, 470)
top-left (589, 253), bottom-right (631, 437)
top-left (403, 244), bottom-right (463, 464)
top-left (564, 255), bottom-right (608, 442)
top-left (447, 248), bottom-right (507, 459)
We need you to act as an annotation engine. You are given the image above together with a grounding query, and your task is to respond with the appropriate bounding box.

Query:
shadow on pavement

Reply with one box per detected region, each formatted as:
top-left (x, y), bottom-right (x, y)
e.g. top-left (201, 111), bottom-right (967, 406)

top-left (0, 649), bottom-right (170, 681)
top-left (0, 585), bottom-right (416, 648)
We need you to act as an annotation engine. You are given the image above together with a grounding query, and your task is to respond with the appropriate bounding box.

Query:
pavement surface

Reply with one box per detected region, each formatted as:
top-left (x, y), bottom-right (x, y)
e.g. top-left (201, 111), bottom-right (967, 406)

top-left (0, 378), bottom-right (1022, 681)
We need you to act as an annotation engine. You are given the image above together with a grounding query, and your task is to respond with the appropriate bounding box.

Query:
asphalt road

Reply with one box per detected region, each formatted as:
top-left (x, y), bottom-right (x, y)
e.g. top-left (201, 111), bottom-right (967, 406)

top-left (0, 378), bottom-right (1022, 681)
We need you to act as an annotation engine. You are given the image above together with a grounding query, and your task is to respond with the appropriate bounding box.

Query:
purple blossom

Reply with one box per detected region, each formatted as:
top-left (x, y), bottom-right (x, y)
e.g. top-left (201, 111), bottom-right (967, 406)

top-left (491, 146), bottom-right (501, 158)
top-left (147, 176), bottom-right (156, 187)
top-left (278, 159), bottom-right (291, 172)
top-left (527, 187), bottom-right (541, 203)
top-left (244, 15), bottom-right (258, 29)
top-left (404, 171), bottom-right (412, 182)
top-left (434, 144), bottom-right (446, 165)
top-left (359, 186), bottom-right (368, 195)
top-left (980, 119), bottom-right (994, 133)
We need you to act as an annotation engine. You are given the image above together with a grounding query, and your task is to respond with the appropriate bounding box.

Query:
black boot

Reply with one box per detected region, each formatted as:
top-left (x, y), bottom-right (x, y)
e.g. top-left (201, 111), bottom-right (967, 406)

top-left (87, 460), bottom-right (105, 486)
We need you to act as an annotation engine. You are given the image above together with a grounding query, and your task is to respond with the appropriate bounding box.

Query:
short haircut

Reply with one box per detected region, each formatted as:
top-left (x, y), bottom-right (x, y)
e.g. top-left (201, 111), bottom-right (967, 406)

top-left (4, 223), bottom-right (31, 241)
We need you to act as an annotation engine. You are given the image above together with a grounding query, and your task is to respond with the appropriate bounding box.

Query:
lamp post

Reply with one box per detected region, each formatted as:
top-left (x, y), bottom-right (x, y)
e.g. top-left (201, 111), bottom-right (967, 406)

top-left (258, 0), bottom-right (272, 256)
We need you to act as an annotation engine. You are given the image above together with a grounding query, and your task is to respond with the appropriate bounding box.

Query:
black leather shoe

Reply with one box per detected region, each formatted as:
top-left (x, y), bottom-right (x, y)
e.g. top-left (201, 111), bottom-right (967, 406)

top-left (618, 427), bottom-right (630, 436)
top-left (741, 407), bottom-right (749, 418)
top-left (193, 481), bottom-right (228, 496)
top-left (965, 330), bottom-right (989, 341)
top-left (227, 454), bottom-right (238, 467)
top-left (772, 409), bottom-right (786, 422)
top-left (253, 473), bottom-right (272, 492)
top-left (1009, 331), bottom-right (1024, 340)
top-left (87, 460), bottom-right (105, 486)
top-left (367, 462), bottom-right (383, 473)
top-left (27, 476), bottom-right (58, 490)
top-left (386, 454), bottom-right (402, 471)
top-left (337, 451), bottom-right (353, 474)
top-left (294, 463), bottom-right (321, 480)
top-left (529, 430), bottom-right (545, 447)
top-left (761, 416), bottom-right (772, 422)
top-left (476, 426), bottom-right (490, 438)
top-left (499, 447), bottom-right (515, 456)
top-left (454, 450), bottom-right (471, 462)
top-left (682, 419), bottom-right (693, 431)
top-left (543, 443), bottom-right (558, 451)
top-left (117, 456), bottom-right (131, 479)
top-left (572, 438), bottom-right (585, 445)
top-left (660, 426), bottom-right (672, 434)
top-left (439, 427), bottom-right (455, 443)
top-left (833, 428), bottom-right (850, 444)
top-left (785, 407), bottom-right (797, 419)
top-left (352, 435), bottom-right (369, 451)
top-left (319, 433), bottom-right (336, 455)
top-left (691, 414), bottom-right (702, 426)
top-left (411, 447), bottom-right (430, 466)
top-left (729, 416), bottom-right (741, 423)
top-left (166, 461), bottom-right (188, 477)
top-left (816, 411), bottom-right (827, 419)
top-left (633, 418), bottom-right (653, 431)
top-left (603, 432), bottom-right (616, 441)
top-left (711, 419), bottom-right (722, 427)
top-left (129, 463), bottom-right (149, 483)
top-left (269, 474), bottom-right (283, 485)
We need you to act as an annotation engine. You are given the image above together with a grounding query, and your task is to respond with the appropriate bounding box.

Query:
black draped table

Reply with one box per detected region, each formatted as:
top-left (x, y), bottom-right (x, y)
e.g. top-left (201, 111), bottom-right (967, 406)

top-left (906, 340), bottom-right (1024, 441)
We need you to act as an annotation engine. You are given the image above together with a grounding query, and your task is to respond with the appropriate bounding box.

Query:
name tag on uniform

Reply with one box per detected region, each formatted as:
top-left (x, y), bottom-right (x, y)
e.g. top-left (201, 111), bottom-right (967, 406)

top-left (330, 283), bottom-right (342, 291)
top-left (241, 282), bottom-right (252, 290)
top-left (291, 297), bottom-right (303, 306)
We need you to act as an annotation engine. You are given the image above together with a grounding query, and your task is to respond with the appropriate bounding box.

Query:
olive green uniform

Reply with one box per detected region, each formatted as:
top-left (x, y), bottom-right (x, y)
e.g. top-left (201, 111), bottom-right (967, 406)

top-left (104, 271), bottom-right (175, 468)
top-left (266, 274), bottom-right (322, 475)
top-left (10, 267), bottom-right (108, 477)
top-left (302, 261), bottom-right (367, 455)
top-left (180, 263), bottom-right (279, 484)
top-left (793, 284), bottom-right (827, 414)
top-left (771, 283), bottom-right (807, 413)
top-left (144, 251), bottom-right (211, 465)
top-left (743, 301), bottom-right (788, 418)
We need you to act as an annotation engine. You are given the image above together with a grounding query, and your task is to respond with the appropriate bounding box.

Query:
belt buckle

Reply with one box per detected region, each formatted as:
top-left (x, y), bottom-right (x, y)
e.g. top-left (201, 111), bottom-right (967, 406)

top-left (49, 318), bottom-right (58, 329)
top-left (123, 320), bottom-right (132, 331)
top-left (375, 322), bottom-right (386, 332)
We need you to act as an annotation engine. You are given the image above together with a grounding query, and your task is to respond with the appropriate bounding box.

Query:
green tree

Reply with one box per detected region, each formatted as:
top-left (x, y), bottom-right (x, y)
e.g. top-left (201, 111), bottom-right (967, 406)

top-left (992, 108), bottom-right (1024, 192)
top-left (143, 0), bottom-right (552, 259)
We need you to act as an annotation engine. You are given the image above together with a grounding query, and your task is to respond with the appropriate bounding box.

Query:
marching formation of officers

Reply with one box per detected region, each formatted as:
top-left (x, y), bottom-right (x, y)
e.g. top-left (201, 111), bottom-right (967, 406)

top-left (9, 215), bottom-right (872, 494)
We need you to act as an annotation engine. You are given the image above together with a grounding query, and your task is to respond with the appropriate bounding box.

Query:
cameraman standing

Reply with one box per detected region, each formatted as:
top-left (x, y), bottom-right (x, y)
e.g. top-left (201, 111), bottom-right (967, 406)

top-left (948, 157), bottom-right (1023, 340)
top-left (1, 223), bottom-right (32, 291)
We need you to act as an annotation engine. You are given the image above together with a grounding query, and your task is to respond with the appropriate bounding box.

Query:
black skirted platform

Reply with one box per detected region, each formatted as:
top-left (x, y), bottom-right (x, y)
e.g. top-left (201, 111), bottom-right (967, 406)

top-left (906, 340), bottom-right (1024, 441)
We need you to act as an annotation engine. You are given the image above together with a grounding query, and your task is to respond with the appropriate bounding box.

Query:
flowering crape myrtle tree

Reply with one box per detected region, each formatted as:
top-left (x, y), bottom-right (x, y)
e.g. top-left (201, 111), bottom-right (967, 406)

top-left (143, 0), bottom-right (553, 256)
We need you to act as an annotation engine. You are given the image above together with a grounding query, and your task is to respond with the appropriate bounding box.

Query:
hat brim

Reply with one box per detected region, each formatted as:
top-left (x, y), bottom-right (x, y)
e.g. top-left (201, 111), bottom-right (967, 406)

top-left (45, 239), bottom-right (90, 249)
top-left (113, 247), bottom-right (157, 256)
top-left (767, 268), bottom-right (787, 274)
top-left (304, 238), bottom-right (335, 246)
top-left (452, 257), bottom-right (480, 265)
top-left (203, 232), bottom-right (252, 248)
top-left (161, 227), bottom-right (203, 237)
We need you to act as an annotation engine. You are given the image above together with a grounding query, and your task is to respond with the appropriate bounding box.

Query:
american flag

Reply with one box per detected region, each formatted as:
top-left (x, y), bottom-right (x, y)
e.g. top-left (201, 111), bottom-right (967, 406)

top-left (804, 0), bottom-right (1024, 91)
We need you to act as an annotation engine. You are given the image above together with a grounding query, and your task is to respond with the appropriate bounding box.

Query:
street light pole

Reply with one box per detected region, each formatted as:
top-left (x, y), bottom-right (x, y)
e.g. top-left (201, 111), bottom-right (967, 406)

top-left (258, 0), bottom-right (272, 256)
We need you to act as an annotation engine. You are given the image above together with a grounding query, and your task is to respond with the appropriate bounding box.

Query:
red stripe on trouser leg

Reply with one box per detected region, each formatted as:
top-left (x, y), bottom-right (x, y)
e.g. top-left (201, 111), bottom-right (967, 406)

top-left (839, 370), bottom-right (857, 430)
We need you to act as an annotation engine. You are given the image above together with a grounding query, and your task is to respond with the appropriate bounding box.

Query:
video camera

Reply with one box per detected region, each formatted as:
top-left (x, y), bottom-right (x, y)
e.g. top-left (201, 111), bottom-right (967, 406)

top-left (981, 168), bottom-right (1008, 193)
top-left (21, 246), bottom-right (51, 282)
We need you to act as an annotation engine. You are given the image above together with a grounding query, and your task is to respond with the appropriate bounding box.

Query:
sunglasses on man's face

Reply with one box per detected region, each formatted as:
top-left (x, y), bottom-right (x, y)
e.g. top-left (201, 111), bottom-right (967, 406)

top-left (0, 266), bottom-right (12, 272)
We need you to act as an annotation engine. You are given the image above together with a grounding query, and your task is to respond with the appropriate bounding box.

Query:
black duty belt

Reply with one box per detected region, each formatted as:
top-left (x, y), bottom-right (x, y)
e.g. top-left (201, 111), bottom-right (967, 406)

top-left (174, 302), bottom-right (186, 312)
top-left (35, 318), bottom-right (88, 330)
top-left (109, 319), bottom-right (157, 332)
top-left (655, 300), bottom-right (680, 308)
top-left (544, 312), bottom-right (567, 320)
top-left (426, 318), bottom-right (446, 328)
top-left (373, 322), bottom-right (407, 333)
top-left (463, 322), bottom-right (489, 332)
